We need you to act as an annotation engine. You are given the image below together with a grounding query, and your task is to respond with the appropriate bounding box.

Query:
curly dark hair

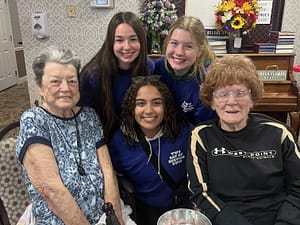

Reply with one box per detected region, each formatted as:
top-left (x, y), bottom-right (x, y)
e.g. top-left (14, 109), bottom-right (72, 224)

top-left (121, 77), bottom-right (182, 143)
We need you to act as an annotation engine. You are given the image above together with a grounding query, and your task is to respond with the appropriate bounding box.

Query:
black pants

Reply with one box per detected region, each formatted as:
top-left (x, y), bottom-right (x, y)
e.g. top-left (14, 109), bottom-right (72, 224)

top-left (135, 200), bottom-right (171, 225)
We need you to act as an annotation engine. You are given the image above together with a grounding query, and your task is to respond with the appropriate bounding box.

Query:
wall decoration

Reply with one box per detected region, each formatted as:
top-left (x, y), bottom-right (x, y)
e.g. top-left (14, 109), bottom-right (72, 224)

top-left (90, 0), bottom-right (114, 8)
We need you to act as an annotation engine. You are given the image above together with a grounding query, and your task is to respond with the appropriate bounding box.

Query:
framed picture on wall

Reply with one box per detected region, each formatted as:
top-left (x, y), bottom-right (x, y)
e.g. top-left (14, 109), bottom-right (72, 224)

top-left (90, 0), bottom-right (114, 8)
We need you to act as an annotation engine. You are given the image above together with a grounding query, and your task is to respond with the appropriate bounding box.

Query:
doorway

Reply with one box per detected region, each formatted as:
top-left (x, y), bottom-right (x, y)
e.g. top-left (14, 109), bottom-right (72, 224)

top-left (0, 0), bottom-right (18, 91)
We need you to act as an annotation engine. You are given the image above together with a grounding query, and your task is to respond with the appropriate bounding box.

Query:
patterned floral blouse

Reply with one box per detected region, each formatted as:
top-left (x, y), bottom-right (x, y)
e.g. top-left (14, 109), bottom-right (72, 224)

top-left (16, 106), bottom-right (105, 225)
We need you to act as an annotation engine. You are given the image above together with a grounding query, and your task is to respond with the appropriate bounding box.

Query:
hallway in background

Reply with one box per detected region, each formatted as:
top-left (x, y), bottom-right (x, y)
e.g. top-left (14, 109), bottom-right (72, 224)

top-left (0, 82), bottom-right (30, 133)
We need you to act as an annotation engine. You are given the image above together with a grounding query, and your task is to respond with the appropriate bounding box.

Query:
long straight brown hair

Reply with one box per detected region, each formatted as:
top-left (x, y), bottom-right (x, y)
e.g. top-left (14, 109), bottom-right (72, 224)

top-left (80, 12), bottom-right (149, 141)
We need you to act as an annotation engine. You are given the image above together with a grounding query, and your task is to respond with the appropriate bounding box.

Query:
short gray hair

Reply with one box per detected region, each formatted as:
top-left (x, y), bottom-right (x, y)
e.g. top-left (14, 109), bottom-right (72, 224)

top-left (32, 46), bottom-right (81, 87)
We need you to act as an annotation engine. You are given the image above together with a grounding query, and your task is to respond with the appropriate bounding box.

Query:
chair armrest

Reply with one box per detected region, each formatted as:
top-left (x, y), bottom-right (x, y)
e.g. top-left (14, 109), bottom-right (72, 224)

top-left (0, 121), bottom-right (20, 140)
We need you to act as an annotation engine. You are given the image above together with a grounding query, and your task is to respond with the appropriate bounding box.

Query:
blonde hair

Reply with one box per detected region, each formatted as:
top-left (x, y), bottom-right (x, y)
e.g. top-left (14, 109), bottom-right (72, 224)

top-left (163, 16), bottom-right (215, 77)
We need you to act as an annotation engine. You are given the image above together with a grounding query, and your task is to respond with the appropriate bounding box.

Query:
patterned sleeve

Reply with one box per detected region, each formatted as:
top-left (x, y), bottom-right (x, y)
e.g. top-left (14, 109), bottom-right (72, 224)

top-left (85, 107), bottom-right (106, 149)
top-left (16, 108), bottom-right (52, 163)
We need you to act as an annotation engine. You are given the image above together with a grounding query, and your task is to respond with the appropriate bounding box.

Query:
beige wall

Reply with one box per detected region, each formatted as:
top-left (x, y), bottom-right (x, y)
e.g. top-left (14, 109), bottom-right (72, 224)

top-left (15, 0), bottom-right (300, 105)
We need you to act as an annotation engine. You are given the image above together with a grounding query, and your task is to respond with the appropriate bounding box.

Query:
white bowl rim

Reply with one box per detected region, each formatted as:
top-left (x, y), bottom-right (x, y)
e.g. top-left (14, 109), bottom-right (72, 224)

top-left (157, 208), bottom-right (212, 225)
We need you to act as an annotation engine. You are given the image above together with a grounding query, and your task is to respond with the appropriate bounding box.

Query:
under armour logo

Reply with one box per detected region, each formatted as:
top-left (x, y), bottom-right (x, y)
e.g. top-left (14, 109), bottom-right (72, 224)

top-left (212, 147), bottom-right (227, 155)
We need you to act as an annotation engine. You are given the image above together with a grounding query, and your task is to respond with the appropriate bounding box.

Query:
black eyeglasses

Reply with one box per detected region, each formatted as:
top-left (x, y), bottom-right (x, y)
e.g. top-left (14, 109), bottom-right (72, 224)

top-left (132, 75), bottom-right (161, 84)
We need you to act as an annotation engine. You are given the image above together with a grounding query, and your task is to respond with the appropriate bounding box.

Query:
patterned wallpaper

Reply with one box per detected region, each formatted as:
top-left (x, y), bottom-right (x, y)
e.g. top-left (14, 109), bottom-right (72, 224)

top-left (281, 0), bottom-right (300, 64)
top-left (16, 0), bottom-right (141, 105)
top-left (16, 0), bottom-right (300, 105)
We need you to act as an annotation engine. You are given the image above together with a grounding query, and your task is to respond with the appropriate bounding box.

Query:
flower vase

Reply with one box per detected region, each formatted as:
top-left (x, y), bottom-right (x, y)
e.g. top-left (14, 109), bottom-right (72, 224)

top-left (227, 32), bottom-right (242, 53)
top-left (151, 31), bottom-right (161, 54)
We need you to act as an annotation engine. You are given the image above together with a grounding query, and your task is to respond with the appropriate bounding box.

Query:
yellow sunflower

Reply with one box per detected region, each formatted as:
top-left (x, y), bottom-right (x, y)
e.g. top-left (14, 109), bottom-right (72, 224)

top-left (230, 15), bottom-right (245, 30)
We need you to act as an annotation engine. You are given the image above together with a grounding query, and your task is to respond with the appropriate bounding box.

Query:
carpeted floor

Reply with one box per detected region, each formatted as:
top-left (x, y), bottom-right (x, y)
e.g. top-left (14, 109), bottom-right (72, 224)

top-left (0, 82), bottom-right (30, 136)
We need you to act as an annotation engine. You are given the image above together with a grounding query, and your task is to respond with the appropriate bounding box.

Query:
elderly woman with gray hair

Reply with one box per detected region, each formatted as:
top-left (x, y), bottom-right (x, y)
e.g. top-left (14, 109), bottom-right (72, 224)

top-left (16, 46), bottom-right (124, 225)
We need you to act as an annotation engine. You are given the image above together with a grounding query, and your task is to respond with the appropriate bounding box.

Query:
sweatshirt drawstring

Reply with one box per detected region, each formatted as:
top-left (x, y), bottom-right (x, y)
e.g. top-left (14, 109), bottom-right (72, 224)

top-left (157, 137), bottom-right (162, 180)
top-left (146, 136), bottom-right (162, 180)
top-left (146, 142), bottom-right (153, 165)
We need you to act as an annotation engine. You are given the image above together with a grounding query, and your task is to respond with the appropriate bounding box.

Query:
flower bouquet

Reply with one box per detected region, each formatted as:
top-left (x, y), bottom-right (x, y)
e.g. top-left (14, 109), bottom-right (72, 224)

top-left (140, 0), bottom-right (178, 53)
top-left (215, 0), bottom-right (260, 37)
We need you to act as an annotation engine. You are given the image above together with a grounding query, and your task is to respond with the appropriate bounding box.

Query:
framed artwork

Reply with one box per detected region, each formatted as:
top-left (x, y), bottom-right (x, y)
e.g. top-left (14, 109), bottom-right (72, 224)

top-left (90, 0), bottom-right (114, 8)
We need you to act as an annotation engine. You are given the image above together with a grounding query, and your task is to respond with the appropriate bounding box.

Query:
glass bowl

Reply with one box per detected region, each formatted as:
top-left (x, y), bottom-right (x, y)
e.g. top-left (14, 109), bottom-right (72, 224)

top-left (157, 208), bottom-right (212, 225)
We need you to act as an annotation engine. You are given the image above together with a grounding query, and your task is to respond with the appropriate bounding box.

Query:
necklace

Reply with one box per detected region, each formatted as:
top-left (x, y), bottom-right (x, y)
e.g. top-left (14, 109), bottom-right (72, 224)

top-left (72, 109), bottom-right (86, 176)
top-left (41, 106), bottom-right (87, 176)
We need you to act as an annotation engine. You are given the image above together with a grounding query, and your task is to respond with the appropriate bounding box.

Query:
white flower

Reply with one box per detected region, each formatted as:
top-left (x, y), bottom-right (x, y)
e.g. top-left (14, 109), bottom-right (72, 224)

top-left (221, 11), bottom-right (232, 23)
